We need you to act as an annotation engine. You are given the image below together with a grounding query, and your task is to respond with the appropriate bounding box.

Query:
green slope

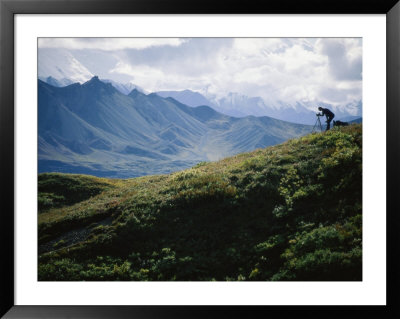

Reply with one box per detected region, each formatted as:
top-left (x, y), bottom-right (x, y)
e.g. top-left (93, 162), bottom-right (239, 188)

top-left (38, 124), bottom-right (362, 281)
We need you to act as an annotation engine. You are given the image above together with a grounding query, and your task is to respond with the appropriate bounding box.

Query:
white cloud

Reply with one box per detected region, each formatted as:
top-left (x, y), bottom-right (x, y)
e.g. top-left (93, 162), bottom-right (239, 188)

top-left (315, 38), bottom-right (362, 81)
top-left (38, 38), bottom-right (362, 107)
top-left (38, 38), bottom-right (187, 51)
top-left (232, 38), bottom-right (288, 56)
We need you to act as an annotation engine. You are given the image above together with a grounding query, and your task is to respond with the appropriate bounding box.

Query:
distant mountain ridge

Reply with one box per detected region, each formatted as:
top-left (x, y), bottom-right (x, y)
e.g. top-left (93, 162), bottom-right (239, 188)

top-left (101, 79), bottom-right (148, 95)
top-left (38, 77), bottom-right (312, 178)
top-left (39, 75), bottom-right (147, 95)
top-left (39, 75), bottom-right (362, 125)
top-left (156, 90), bottom-right (213, 108)
top-left (156, 90), bottom-right (362, 125)
top-left (39, 76), bottom-right (75, 88)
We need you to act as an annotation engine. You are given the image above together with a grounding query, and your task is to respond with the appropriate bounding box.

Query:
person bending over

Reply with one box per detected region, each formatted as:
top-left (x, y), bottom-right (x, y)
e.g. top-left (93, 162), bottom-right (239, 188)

top-left (318, 106), bottom-right (335, 131)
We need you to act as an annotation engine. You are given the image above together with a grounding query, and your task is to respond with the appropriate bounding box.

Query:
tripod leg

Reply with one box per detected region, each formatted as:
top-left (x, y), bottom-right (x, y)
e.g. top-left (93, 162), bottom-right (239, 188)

top-left (312, 119), bottom-right (318, 132)
top-left (314, 118), bottom-right (319, 132)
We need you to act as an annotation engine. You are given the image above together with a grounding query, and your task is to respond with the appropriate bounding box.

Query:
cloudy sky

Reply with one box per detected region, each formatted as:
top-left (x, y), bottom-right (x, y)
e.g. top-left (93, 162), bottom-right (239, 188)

top-left (38, 37), bottom-right (362, 106)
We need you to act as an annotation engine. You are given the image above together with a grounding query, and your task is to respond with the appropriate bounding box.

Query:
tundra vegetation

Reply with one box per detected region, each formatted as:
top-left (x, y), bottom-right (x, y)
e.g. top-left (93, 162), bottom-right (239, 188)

top-left (38, 125), bottom-right (362, 281)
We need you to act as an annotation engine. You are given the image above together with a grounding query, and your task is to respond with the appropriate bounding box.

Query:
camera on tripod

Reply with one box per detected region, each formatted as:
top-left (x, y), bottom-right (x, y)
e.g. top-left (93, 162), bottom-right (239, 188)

top-left (316, 113), bottom-right (323, 117)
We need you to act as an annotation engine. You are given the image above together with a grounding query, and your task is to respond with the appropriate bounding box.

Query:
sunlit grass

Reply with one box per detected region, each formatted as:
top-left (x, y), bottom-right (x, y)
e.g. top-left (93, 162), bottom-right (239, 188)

top-left (38, 124), bottom-right (362, 281)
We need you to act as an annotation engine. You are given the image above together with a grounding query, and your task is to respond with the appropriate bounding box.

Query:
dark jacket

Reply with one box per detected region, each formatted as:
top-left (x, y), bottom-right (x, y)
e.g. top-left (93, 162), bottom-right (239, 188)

top-left (320, 108), bottom-right (335, 119)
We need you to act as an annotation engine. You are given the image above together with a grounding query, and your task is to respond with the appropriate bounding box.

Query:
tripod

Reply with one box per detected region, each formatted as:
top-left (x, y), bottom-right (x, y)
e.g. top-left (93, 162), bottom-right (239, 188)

top-left (312, 115), bottom-right (323, 133)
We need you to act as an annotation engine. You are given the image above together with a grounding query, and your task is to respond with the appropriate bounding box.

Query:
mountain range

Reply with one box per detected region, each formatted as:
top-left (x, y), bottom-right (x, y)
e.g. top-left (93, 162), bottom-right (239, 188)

top-left (156, 90), bottom-right (362, 125)
top-left (39, 76), bottom-right (362, 126)
top-left (38, 77), bottom-right (313, 178)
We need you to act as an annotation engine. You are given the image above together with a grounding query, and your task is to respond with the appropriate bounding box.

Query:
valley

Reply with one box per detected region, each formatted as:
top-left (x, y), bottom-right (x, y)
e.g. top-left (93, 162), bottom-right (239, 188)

top-left (38, 124), bottom-right (362, 281)
top-left (39, 77), bottom-right (312, 178)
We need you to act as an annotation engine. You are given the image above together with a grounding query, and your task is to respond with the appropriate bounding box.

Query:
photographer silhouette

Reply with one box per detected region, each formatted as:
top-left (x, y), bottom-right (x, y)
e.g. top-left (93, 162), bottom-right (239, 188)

top-left (317, 107), bottom-right (335, 131)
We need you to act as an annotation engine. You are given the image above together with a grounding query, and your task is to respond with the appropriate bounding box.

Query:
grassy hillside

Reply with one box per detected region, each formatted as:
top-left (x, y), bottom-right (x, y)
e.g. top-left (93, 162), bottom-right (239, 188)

top-left (38, 125), bottom-right (362, 281)
top-left (38, 173), bottom-right (113, 211)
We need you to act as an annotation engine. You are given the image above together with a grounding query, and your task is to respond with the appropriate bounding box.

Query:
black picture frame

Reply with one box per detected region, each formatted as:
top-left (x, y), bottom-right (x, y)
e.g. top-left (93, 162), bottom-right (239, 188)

top-left (1, 0), bottom-right (399, 318)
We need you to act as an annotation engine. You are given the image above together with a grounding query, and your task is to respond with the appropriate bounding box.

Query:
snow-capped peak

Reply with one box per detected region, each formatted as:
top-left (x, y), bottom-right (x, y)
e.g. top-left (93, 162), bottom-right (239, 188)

top-left (38, 48), bottom-right (93, 83)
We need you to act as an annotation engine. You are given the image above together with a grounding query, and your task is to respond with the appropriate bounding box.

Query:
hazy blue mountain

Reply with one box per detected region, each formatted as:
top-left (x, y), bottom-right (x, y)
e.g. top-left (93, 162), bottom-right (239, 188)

top-left (337, 115), bottom-right (362, 122)
top-left (102, 79), bottom-right (147, 95)
top-left (214, 92), bottom-right (269, 118)
top-left (305, 100), bottom-right (362, 123)
top-left (39, 75), bottom-right (147, 96)
top-left (214, 95), bottom-right (363, 125)
top-left (39, 77), bottom-right (312, 178)
top-left (155, 90), bottom-right (362, 125)
top-left (156, 90), bottom-right (214, 108)
top-left (348, 117), bottom-right (362, 124)
top-left (39, 76), bottom-right (74, 87)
